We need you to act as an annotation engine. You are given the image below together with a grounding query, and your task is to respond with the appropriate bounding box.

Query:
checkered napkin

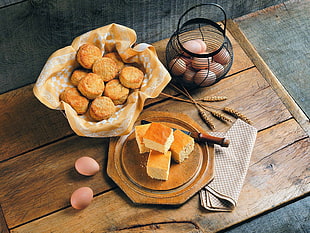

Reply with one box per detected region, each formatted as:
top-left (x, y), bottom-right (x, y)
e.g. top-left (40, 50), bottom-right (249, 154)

top-left (200, 119), bottom-right (257, 211)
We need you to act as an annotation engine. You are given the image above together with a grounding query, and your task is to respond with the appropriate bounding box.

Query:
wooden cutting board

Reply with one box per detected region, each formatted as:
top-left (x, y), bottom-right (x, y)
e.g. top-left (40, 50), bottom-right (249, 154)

top-left (107, 111), bottom-right (214, 205)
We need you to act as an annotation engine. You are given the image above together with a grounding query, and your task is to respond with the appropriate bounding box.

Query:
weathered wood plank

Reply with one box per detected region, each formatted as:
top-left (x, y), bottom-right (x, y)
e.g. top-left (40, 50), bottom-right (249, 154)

top-left (0, 0), bottom-right (284, 94)
top-left (1, 66), bottom-right (306, 229)
top-left (9, 122), bottom-right (309, 232)
top-left (223, 196), bottom-right (310, 233)
top-left (227, 18), bottom-right (310, 136)
top-left (231, 0), bottom-right (310, 123)
top-left (0, 205), bottom-right (9, 233)
top-left (0, 0), bottom-right (24, 8)
top-left (114, 222), bottom-right (200, 233)
top-left (146, 68), bottom-right (291, 133)
top-left (0, 84), bottom-right (73, 161)
top-left (0, 136), bottom-right (114, 228)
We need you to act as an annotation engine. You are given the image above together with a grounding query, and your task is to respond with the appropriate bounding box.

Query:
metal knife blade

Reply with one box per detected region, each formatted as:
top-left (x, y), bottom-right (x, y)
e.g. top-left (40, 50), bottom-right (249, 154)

top-left (141, 120), bottom-right (229, 147)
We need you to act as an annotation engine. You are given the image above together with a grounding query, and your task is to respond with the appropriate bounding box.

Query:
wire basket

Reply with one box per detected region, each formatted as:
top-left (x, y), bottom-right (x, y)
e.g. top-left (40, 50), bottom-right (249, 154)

top-left (166, 3), bottom-right (233, 88)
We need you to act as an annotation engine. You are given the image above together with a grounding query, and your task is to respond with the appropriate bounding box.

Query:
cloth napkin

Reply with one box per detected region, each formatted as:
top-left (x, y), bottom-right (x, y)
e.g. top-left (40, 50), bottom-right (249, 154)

top-left (200, 119), bottom-right (257, 211)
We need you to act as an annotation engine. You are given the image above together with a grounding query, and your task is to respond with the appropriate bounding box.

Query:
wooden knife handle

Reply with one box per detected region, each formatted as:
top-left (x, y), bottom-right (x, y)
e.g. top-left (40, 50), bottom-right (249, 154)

top-left (198, 133), bottom-right (230, 147)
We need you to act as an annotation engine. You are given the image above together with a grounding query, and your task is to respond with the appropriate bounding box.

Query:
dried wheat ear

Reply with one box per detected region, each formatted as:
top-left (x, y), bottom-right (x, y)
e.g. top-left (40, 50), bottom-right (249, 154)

top-left (161, 84), bottom-right (253, 130)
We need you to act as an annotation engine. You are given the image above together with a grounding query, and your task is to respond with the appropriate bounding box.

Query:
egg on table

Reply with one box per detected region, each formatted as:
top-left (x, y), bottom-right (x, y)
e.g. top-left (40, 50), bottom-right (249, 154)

top-left (75, 156), bottom-right (100, 176)
top-left (70, 187), bottom-right (94, 210)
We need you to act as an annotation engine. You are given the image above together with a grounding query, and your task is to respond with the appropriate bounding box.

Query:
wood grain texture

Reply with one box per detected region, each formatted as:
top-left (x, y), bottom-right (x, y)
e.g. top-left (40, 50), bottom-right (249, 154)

top-left (0, 0), bottom-right (284, 94)
top-left (233, 0), bottom-right (310, 119)
top-left (223, 196), bottom-right (310, 233)
top-left (227, 18), bottom-right (310, 135)
top-left (1, 66), bottom-right (308, 231)
top-left (0, 84), bottom-right (73, 161)
top-left (147, 68), bottom-right (292, 133)
top-left (0, 205), bottom-right (9, 233)
top-left (0, 136), bottom-right (114, 228)
top-left (9, 122), bottom-right (309, 232)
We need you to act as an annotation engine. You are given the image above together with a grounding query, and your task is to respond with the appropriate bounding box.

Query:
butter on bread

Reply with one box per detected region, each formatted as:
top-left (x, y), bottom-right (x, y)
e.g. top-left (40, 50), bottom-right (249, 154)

top-left (170, 129), bottom-right (195, 163)
top-left (143, 122), bottom-right (174, 153)
top-left (134, 124), bottom-right (151, 153)
top-left (146, 150), bottom-right (171, 181)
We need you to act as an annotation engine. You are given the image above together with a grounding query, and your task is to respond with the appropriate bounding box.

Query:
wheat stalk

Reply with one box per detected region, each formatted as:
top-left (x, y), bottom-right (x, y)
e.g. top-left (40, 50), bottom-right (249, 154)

top-left (209, 109), bottom-right (233, 123)
top-left (223, 107), bottom-right (253, 124)
top-left (197, 106), bottom-right (215, 130)
top-left (162, 84), bottom-right (253, 128)
top-left (197, 96), bottom-right (228, 102)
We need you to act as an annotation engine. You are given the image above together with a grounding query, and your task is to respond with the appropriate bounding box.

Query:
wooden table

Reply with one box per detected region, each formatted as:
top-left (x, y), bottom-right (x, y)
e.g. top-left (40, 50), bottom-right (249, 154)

top-left (0, 20), bottom-right (309, 233)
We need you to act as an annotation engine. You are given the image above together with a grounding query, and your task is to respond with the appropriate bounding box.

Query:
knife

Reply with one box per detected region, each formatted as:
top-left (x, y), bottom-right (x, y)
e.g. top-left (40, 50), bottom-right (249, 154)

top-left (141, 120), bottom-right (230, 147)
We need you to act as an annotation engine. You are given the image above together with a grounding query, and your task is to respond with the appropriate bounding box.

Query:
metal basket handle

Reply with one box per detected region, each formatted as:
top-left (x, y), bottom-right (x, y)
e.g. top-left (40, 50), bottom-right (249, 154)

top-left (177, 3), bottom-right (227, 37)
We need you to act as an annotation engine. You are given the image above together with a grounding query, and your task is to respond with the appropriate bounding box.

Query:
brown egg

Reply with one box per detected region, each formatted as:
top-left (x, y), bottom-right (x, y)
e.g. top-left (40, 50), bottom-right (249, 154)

top-left (75, 156), bottom-right (100, 176)
top-left (181, 56), bottom-right (192, 66)
top-left (191, 56), bottom-right (212, 70)
top-left (206, 62), bottom-right (225, 78)
top-left (192, 39), bottom-right (207, 53)
top-left (183, 68), bottom-right (196, 83)
top-left (182, 40), bottom-right (205, 56)
top-left (169, 57), bottom-right (187, 76)
top-left (194, 70), bottom-right (216, 87)
top-left (213, 47), bottom-right (230, 65)
top-left (70, 187), bottom-right (93, 210)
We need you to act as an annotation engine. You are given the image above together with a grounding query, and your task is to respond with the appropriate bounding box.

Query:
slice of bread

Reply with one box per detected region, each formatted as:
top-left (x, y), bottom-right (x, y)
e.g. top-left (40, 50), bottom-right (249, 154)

top-left (135, 124), bottom-right (151, 153)
top-left (146, 150), bottom-right (171, 181)
top-left (170, 129), bottom-right (195, 163)
top-left (143, 122), bottom-right (174, 153)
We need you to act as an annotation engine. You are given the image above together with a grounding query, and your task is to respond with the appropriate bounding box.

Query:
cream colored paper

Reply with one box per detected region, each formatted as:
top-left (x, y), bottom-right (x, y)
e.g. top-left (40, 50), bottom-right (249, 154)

top-left (33, 23), bottom-right (171, 137)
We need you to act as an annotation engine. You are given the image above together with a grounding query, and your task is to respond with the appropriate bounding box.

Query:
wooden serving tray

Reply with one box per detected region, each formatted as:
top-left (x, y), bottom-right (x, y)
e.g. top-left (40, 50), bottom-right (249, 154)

top-left (107, 111), bottom-right (214, 205)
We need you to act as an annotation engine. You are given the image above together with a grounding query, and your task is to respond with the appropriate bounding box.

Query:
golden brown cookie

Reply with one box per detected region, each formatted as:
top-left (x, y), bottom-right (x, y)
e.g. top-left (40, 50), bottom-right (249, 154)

top-left (70, 69), bottom-right (89, 86)
top-left (78, 73), bottom-right (105, 99)
top-left (60, 87), bottom-right (89, 114)
top-left (104, 79), bottom-right (129, 105)
top-left (92, 57), bottom-right (118, 82)
top-left (89, 96), bottom-right (116, 121)
top-left (104, 52), bottom-right (125, 72)
top-left (119, 66), bottom-right (144, 89)
top-left (76, 44), bottom-right (102, 69)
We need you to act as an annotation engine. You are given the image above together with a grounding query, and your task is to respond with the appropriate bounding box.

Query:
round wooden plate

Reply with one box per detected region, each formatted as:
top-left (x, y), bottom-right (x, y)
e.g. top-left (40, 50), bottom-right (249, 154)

top-left (107, 111), bottom-right (214, 205)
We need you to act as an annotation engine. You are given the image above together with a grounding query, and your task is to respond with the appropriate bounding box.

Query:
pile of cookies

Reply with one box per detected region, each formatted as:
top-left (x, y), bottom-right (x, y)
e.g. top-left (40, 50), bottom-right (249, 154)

top-left (60, 43), bottom-right (145, 121)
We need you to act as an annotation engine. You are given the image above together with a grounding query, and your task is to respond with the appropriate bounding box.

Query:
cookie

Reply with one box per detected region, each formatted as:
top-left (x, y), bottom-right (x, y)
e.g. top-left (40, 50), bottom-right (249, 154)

top-left (60, 87), bottom-right (89, 114)
top-left (89, 96), bottom-right (116, 121)
top-left (78, 73), bottom-right (105, 99)
top-left (104, 79), bottom-right (129, 105)
top-left (119, 66), bottom-right (144, 89)
top-left (92, 57), bottom-right (118, 82)
top-left (104, 52), bottom-right (125, 72)
top-left (70, 69), bottom-right (89, 86)
top-left (76, 44), bottom-right (102, 69)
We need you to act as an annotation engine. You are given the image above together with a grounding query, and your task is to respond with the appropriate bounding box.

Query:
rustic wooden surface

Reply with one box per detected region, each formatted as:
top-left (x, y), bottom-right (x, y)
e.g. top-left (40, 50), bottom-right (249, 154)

top-left (233, 0), bottom-right (310, 119)
top-left (0, 0), bottom-right (284, 94)
top-left (0, 19), bottom-right (309, 232)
